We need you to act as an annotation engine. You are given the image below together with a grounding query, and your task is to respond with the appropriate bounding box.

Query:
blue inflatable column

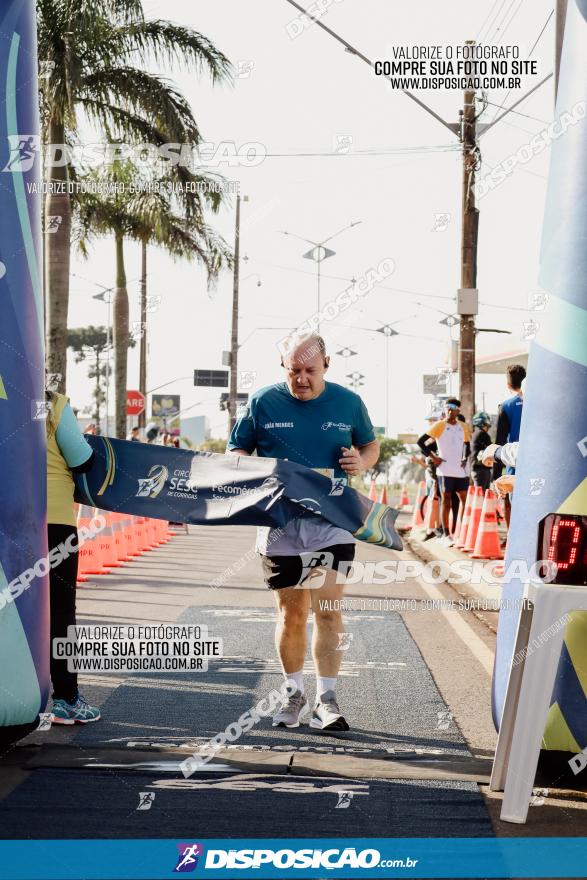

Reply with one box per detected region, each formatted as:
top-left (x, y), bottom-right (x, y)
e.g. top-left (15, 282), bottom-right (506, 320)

top-left (0, 0), bottom-right (48, 741)
top-left (492, 0), bottom-right (587, 751)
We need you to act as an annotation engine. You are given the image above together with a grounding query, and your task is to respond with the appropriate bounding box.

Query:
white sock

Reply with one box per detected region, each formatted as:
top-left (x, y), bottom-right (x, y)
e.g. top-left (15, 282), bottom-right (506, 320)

top-left (285, 669), bottom-right (304, 694)
top-left (316, 675), bottom-right (337, 699)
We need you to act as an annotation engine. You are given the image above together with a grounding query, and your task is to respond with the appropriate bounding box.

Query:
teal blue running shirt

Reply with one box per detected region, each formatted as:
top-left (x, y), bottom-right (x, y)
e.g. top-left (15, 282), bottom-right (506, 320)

top-left (227, 381), bottom-right (376, 555)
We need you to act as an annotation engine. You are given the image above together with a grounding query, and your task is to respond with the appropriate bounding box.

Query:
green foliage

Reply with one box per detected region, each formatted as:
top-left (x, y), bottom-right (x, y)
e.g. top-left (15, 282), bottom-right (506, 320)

top-left (372, 436), bottom-right (406, 477)
top-left (198, 437), bottom-right (227, 454)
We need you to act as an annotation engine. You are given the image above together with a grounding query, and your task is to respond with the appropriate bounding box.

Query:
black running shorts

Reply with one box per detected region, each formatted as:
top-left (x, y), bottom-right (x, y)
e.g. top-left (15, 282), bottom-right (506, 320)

top-left (260, 543), bottom-right (356, 590)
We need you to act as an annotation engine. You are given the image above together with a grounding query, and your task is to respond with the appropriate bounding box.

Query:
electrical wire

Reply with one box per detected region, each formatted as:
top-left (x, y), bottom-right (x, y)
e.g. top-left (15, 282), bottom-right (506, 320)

top-left (476, 0), bottom-right (503, 42)
top-left (259, 145), bottom-right (460, 159)
top-left (487, 10), bottom-right (554, 124)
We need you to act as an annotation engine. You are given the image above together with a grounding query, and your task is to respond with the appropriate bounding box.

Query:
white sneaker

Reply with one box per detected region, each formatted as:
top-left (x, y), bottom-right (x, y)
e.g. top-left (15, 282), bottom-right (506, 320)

top-left (309, 690), bottom-right (349, 731)
top-left (272, 690), bottom-right (308, 727)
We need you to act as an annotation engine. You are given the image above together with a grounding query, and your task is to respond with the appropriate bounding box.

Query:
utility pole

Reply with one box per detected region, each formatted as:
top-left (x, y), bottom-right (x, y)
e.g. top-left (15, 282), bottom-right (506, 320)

top-left (138, 241), bottom-right (147, 431)
top-left (228, 194), bottom-right (244, 433)
top-left (458, 42), bottom-right (479, 422)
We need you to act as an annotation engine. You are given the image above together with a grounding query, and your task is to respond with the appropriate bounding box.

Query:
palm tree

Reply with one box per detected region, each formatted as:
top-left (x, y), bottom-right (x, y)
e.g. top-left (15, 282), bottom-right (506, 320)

top-left (38, 0), bottom-right (232, 391)
top-left (76, 161), bottom-right (232, 437)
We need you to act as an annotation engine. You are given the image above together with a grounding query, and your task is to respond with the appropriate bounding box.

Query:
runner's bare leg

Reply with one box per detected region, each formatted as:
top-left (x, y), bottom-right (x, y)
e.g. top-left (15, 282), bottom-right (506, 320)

top-left (273, 586), bottom-right (311, 673)
top-left (310, 568), bottom-right (346, 677)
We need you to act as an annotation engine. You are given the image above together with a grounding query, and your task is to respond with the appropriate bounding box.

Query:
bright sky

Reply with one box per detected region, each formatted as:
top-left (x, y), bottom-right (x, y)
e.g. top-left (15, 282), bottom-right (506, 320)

top-left (66, 0), bottom-right (555, 438)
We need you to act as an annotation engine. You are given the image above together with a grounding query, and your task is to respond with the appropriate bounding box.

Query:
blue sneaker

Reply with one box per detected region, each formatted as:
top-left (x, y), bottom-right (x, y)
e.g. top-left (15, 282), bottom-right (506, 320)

top-left (51, 694), bottom-right (101, 725)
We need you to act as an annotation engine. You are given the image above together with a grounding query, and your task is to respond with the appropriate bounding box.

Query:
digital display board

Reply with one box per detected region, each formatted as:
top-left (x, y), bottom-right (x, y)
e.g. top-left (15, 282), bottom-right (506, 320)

top-left (536, 514), bottom-right (587, 586)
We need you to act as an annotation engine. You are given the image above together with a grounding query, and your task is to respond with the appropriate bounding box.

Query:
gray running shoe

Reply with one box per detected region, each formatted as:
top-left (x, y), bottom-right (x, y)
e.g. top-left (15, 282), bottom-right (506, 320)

top-left (309, 689), bottom-right (350, 731)
top-left (272, 690), bottom-right (308, 728)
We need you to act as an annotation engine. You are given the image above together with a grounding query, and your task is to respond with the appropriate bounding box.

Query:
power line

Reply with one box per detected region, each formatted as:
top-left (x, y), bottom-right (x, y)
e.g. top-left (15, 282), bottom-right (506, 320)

top-left (495, 0), bottom-right (527, 46)
top-left (528, 9), bottom-right (555, 56)
top-left (476, 0), bottom-right (503, 42)
top-left (487, 10), bottom-right (554, 124)
top-left (483, 100), bottom-right (548, 124)
top-left (247, 256), bottom-right (456, 302)
top-left (484, 0), bottom-right (517, 44)
top-left (478, 0), bottom-right (509, 43)
top-left (259, 145), bottom-right (461, 159)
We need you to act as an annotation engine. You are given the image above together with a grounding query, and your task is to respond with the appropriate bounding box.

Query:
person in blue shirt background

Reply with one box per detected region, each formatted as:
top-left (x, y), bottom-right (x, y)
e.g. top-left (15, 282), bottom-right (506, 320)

top-left (493, 364), bottom-right (525, 526)
top-left (228, 333), bottom-right (380, 733)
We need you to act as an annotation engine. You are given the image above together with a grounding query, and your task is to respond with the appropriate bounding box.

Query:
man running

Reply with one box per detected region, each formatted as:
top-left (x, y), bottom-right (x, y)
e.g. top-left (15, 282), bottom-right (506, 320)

top-left (417, 398), bottom-right (471, 546)
top-left (227, 333), bottom-right (380, 731)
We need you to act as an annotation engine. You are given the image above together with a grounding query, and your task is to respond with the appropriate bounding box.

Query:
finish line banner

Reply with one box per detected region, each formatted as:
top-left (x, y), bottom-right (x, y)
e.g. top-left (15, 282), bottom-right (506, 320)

top-left (1, 838), bottom-right (587, 878)
top-left (74, 436), bottom-right (403, 551)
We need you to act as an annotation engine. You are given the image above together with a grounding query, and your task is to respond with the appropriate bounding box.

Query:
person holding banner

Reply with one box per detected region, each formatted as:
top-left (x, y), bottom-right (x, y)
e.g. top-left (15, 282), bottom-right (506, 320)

top-left (46, 391), bottom-right (101, 724)
top-left (228, 333), bottom-right (380, 732)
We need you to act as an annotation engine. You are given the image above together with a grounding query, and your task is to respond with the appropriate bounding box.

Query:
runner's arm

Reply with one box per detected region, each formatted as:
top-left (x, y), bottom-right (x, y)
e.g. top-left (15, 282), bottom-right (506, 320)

top-left (358, 439), bottom-right (380, 471)
top-left (492, 406), bottom-right (510, 480)
top-left (496, 441), bottom-right (518, 469)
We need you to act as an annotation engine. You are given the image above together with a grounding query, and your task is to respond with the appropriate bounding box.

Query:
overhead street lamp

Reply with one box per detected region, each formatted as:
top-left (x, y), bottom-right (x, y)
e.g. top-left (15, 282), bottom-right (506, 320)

top-left (347, 371), bottom-right (365, 391)
top-left (376, 324), bottom-right (399, 437)
top-left (336, 346), bottom-right (357, 385)
top-left (280, 220), bottom-right (362, 332)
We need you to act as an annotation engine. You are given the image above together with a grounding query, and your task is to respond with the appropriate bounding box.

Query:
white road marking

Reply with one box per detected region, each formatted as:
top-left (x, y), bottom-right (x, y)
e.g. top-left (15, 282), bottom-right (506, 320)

top-left (416, 579), bottom-right (495, 675)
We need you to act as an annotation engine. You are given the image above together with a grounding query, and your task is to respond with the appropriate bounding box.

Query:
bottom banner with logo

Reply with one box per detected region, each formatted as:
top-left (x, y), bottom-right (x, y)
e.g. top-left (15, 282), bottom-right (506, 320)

top-left (74, 436), bottom-right (402, 551)
top-left (0, 838), bottom-right (586, 878)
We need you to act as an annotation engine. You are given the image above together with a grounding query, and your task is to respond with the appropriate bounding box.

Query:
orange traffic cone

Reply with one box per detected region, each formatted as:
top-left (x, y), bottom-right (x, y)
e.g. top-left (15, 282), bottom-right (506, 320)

top-left (77, 505), bottom-right (104, 577)
top-left (134, 517), bottom-right (152, 553)
top-left (155, 518), bottom-right (170, 544)
top-left (96, 511), bottom-right (119, 570)
top-left (378, 485), bottom-right (388, 505)
top-left (424, 493), bottom-right (440, 531)
top-left (410, 481), bottom-right (426, 526)
top-left (472, 489), bottom-right (504, 559)
top-left (455, 486), bottom-right (474, 548)
top-left (368, 480), bottom-right (377, 502)
top-left (110, 513), bottom-right (129, 563)
top-left (464, 487), bottom-right (485, 553)
top-left (398, 485), bottom-right (410, 508)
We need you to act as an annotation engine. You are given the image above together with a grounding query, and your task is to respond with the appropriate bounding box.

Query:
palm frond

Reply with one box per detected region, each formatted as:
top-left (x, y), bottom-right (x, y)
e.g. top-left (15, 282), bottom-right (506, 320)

top-left (100, 20), bottom-right (232, 84)
top-left (81, 67), bottom-right (200, 144)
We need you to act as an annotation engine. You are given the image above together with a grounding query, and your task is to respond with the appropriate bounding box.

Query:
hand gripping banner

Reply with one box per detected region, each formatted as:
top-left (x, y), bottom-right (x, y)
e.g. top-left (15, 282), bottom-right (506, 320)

top-left (74, 436), bottom-right (403, 551)
top-left (0, 0), bottom-right (48, 740)
top-left (492, 0), bottom-right (587, 751)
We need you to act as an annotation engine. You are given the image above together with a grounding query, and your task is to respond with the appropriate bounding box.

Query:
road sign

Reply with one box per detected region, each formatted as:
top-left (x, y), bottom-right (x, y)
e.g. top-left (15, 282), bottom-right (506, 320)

top-left (194, 369), bottom-right (229, 388)
top-left (126, 389), bottom-right (145, 416)
top-left (152, 394), bottom-right (180, 418)
top-left (220, 393), bottom-right (248, 412)
top-left (423, 374), bottom-right (447, 395)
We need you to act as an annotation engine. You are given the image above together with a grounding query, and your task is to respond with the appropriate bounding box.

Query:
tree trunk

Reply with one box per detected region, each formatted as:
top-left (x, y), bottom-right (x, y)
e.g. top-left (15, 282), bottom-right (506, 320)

top-left (138, 240), bottom-right (147, 430)
top-left (113, 233), bottom-right (129, 439)
top-left (45, 118), bottom-right (72, 393)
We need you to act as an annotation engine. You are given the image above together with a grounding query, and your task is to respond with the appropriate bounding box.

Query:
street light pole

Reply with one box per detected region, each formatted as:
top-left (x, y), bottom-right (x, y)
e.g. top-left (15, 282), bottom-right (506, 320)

top-left (281, 221), bottom-right (362, 332)
top-left (91, 287), bottom-right (113, 435)
top-left (336, 347), bottom-right (357, 386)
top-left (229, 194), bottom-right (247, 433)
top-left (459, 42), bottom-right (479, 422)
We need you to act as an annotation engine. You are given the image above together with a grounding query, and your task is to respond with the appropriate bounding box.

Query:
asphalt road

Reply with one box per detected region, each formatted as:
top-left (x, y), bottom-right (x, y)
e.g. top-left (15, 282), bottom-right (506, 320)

top-left (0, 522), bottom-right (585, 847)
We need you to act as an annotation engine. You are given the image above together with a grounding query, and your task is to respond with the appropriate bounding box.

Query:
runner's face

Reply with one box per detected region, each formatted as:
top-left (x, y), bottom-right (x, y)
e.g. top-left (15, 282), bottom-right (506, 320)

top-left (283, 344), bottom-right (328, 400)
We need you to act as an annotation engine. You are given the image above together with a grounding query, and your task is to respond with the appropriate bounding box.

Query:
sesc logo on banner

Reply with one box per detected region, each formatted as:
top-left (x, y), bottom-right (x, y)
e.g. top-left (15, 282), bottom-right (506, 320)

top-left (136, 464), bottom-right (169, 498)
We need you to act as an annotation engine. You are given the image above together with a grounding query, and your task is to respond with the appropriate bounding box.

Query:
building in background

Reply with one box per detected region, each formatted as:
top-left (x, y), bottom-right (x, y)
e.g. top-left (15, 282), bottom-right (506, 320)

top-left (181, 415), bottom-right (210, 448)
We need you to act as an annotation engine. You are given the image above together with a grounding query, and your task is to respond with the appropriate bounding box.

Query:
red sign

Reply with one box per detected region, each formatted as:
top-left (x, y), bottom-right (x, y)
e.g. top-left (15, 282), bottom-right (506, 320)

top-left (126, 390), bottom-right (145, 416)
